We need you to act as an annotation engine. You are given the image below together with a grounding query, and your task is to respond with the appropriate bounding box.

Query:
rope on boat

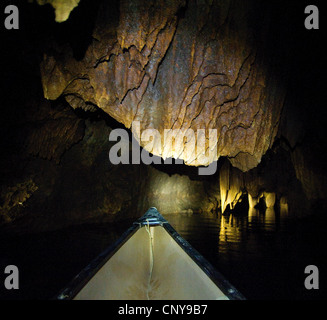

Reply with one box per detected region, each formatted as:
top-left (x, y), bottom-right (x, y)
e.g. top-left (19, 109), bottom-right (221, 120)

top-left (145, 219), bottom-right (154, 300)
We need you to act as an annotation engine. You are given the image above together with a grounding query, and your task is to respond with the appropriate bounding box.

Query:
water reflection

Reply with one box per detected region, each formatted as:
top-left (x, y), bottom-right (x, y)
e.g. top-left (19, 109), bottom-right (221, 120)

top-left (220, 207), bottom-right (279, 243)
top-left (164, 206), bottom-right (303, 299)
top-left (0, 204), bottom-right (324, 300)
top-left (219, 213), bottom-right (243, 244)
top-left (165, 206), bottom-right (286, 263)
top-left (265, 207), bottom-right (276, 231)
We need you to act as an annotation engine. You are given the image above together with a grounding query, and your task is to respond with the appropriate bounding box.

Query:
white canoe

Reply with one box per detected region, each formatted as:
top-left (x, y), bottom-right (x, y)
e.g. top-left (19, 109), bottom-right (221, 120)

top-left (57, 207), bottom-right (245, 300)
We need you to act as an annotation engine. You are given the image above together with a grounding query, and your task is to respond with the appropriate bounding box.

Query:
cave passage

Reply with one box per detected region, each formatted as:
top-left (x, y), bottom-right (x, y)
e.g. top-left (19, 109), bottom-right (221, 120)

top-left (0, 0), bottom-right (327, 301)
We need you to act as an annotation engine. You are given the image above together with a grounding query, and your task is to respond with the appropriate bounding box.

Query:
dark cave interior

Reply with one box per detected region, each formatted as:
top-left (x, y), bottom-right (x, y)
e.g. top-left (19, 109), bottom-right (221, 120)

top-left (0, 0), bottom-right (327, 300)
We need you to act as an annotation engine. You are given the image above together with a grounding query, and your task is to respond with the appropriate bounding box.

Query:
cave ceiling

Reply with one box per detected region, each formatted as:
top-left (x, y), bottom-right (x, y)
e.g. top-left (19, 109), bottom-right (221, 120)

top-left (40, 0), bottom-right (290, 172)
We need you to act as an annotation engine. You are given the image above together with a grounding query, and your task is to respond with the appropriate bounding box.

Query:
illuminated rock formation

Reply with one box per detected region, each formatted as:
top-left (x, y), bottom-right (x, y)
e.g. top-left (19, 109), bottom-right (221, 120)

top-left (40, 0), bottom-right (287, 172)
top-left (1, 0), bottom-right (325, 229)
top-left (36, 0), bottom-right (80, 22)
top-left (248, 193), bottom-right (259, 209)
top-left (219, 160), bottom-right (244, 213)
top-left (263, 192), bottom-right (276, 208)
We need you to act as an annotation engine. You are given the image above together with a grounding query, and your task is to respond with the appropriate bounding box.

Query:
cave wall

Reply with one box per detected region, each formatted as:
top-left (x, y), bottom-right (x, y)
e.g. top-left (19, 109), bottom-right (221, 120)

top-left (0, 98), bottom-right (222, 231)
top-left (39, 0), bottom-right (290, 172)
top-left (1, 0), bottom-right (327, 231)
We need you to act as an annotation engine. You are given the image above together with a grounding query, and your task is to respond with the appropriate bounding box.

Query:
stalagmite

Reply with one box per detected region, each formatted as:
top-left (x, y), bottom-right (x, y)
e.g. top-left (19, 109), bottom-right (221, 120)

top-left (279, 196), bottom-right (289, 216)
top-left (248, 193), bottom-right (259, 209)
top-left (263, 192), bottom-right (276, 208)
top-left (219, 160), bottom-right (243, 213)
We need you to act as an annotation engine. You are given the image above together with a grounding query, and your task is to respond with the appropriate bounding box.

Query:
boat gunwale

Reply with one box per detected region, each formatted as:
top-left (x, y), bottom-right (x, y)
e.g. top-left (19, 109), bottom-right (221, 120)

top-left (161, 219), bottom-right (245, 300)
top-left (55, 207), bottom-right (245, 300)
top-left (55, 222), bottom-right (141, 300)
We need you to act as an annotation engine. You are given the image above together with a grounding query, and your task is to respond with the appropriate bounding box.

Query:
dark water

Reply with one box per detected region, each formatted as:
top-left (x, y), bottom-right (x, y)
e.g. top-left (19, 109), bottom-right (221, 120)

top-left (165, 209), bottom-right (327, 300)
top-left (0, 208), bottom-right (327, 300)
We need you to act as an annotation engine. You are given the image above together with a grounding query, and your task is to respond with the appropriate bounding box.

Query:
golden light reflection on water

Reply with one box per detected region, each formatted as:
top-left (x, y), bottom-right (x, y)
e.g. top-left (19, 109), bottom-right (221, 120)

top-left (219, 213), bottom-right (243, 244)
top-left (164, 205), bottom-right (291, 260)
top-left (265, 207), bottom-right (276, 230)
top-left (219, 207), bottom-right (279, 246)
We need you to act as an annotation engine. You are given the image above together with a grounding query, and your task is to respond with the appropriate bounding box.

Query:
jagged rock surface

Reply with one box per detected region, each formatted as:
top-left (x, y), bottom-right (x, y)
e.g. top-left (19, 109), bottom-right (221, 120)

top-left (218, 144), bottom-right (308, 215)
top-left (1, 0), bottom-right (326, 231)
top-left (23, 101), bottom-right (85, 163)
top-left (40, 0), bottom-right (288, 172)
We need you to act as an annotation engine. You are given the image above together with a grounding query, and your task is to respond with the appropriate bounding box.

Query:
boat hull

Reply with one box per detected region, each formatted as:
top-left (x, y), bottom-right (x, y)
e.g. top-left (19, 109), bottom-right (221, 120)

top-left (57, 208), bottom-right (245, 300)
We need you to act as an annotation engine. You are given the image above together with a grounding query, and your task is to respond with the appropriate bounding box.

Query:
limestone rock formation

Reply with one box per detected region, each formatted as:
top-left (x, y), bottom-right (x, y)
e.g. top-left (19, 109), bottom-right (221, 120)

top-left (39, 0), bottom-right (288, 172)
top-left (1, 0), bottom-right (325, 230)
top-left (139, 166), bottom-right (220, 215)
top-left (219, 159), bottom-right (244, 213)
top-left (23, 101), bottom-right (85, 163)
top-left (36, 0), bottom-right (80, 22)
top-left (0, 180), bottom-right (38, 224)
top-left (217, 143), bottom-right (307, 214)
